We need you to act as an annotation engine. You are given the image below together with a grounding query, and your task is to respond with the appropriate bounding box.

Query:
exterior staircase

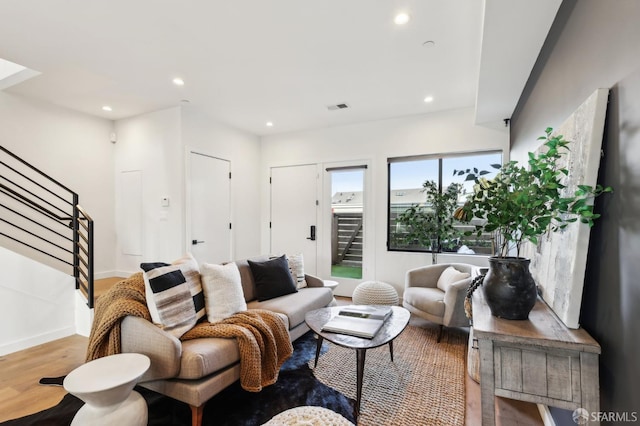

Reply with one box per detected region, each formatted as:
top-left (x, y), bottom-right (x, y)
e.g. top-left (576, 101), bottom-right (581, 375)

top-left (332, 212), bottom-right (363, 267)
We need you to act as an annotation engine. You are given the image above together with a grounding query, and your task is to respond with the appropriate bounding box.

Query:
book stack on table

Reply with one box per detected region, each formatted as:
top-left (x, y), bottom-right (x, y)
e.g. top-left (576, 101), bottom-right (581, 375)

top-left (321, 305), bottom-right (393, 339)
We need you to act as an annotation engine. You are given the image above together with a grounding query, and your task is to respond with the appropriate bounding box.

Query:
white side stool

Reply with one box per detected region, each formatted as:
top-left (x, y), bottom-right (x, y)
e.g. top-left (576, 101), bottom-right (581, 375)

top-left (352, 281), bottom-right (399, 305)
top-left (63, 353), bottom-right (150, 426)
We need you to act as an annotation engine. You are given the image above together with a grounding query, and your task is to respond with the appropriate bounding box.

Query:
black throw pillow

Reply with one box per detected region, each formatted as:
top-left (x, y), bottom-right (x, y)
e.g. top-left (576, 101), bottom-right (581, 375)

top-left (248, 255), bottom-right (298, 301)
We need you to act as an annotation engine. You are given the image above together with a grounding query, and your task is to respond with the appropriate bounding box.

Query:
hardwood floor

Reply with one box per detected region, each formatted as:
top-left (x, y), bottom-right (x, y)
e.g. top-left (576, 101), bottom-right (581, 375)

top-left (0, 296), bottom-right (543, 425)
top-left (0, 334), bottom-right (88, 422)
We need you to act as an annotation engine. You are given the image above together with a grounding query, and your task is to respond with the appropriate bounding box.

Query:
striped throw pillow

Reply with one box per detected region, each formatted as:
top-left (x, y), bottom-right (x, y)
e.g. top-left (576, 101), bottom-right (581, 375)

top-left (171, 253), bottom-right (206, 322)
top-left (286, 253), bottom-right (307, 289)
top-left (141, 263), bottom-right (197, 338)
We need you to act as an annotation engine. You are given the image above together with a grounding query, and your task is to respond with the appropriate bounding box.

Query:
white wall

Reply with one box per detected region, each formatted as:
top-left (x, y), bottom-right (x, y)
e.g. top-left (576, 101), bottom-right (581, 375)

top-left (260, 108), bottom-right (508, 297)
top-left (114, 107), bottom-right (184, 272)
top-left (0, 91), bottom-right (116, 274)
top-left (181, 106), bottom-right (261, 260)
top-left (0, 247), bottom-right (75, 355)
top-left (0, 92), bottom-right (115, 353)
top-left (114, 106), bottom-right (262, 272)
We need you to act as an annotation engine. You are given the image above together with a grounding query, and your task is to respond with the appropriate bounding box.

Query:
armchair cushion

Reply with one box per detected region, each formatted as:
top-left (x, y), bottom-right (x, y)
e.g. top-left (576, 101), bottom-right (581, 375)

top-left (436, 266), bottom-right (471, 292)
top-left (403, 287), bottom-right (446, 317)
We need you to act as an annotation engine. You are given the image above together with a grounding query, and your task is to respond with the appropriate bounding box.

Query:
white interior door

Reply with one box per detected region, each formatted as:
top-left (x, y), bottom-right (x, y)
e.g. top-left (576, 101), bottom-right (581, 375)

top-left (188, 152), bottom-right (231, 264)
top-left (270, 164), bottom-right (318, 275)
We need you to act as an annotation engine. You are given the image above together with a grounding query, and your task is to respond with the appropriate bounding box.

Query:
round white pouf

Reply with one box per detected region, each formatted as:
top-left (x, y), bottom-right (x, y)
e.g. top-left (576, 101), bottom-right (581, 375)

top-left (262, 406), bottom-right (354, 426)
top-left (352, 281), bottom-right (399, 305)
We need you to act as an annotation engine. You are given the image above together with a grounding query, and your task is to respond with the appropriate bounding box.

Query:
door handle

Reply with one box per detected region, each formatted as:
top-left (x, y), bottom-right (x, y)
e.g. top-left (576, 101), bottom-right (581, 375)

top-left (306, 225), bottom-right (316, 241)
top-left (192, 239), bottom-right (205, 245)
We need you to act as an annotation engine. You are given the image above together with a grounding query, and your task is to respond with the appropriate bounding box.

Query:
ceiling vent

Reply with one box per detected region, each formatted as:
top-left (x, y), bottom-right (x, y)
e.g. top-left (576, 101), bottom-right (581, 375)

top-left (327, 103), bottom-right (349, 111)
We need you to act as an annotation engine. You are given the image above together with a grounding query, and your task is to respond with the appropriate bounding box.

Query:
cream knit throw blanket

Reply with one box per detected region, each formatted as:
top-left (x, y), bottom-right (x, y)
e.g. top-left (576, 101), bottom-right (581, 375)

top-left (86, 272), bottom-right (293, 392)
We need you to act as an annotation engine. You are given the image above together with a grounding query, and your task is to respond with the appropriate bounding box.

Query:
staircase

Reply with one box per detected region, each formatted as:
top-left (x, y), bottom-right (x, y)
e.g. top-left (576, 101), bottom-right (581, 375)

top-left (332, 212), bottom-right (363, 267)
top-left (0, 145), bottom-right (95, 308)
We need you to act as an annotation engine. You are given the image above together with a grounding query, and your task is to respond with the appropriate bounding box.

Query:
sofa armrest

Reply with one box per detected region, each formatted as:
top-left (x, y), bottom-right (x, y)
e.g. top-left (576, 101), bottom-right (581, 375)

top-left (121, 316), bottom-right (182, 382)
top-left (304, 274), bottom-right (325, 288)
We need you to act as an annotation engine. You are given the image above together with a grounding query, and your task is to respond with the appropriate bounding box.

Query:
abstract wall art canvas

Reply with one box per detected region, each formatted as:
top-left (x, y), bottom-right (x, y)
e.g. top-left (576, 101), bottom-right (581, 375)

top-left (522, 88), bottom-right (609, 329)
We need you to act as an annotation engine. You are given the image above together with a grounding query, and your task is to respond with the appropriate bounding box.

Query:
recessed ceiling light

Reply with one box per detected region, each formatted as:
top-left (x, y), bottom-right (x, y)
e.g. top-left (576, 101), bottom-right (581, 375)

top-left (424, 96), bottom-right (434, 103)
top-left (173, 78), bottom-right (185, 86)
top-left (266, 122), bottom-right (274, 127)
top-left (394, 13), bottom-right (410, 25)
top-left (102, 105), bottom-right (112, 111)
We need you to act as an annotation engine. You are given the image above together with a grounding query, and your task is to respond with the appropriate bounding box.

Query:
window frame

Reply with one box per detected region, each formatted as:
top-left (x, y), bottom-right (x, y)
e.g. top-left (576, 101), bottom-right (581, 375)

top-left (386, 149), bottom-right (503, 254)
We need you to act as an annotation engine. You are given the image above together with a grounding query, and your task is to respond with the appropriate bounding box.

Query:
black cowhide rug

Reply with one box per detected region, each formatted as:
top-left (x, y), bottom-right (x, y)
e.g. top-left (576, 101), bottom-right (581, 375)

top-left (2, 332), bottom-right (355, 426)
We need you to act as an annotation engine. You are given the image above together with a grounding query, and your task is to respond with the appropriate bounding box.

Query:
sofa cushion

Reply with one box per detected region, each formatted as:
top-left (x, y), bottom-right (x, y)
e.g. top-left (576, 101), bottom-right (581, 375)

top-left (176, 312), bottom-right (290, 379)
top-left (248, 255), bottom-right (298, 301)
top-left (201, 262), bottom-right (247, 323)
top-left (234, 256), bottom-right (270, 302)
top-left (436, 266), bottom-right (471, 292)
top-left (403, 287), bottom-right (446, 318)
top-left (247, 287), bottom-right (334, 330)
top-left (177, 337), bottom-right (241, 379)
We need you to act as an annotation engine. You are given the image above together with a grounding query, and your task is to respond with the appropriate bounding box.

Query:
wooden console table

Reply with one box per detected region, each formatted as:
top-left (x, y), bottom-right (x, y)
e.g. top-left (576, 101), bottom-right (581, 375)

top-left (472, 291), bottom-right (600, 425)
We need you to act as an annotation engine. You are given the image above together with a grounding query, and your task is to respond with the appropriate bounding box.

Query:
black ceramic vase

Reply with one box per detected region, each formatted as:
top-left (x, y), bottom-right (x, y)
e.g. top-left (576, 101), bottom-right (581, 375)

top-left (483, 256), bottom-right (537, 320)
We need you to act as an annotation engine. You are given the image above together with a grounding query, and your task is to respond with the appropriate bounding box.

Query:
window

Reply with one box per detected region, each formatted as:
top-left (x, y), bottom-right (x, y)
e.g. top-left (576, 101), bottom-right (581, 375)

top-left (387, 151), bottom-right (502, 254)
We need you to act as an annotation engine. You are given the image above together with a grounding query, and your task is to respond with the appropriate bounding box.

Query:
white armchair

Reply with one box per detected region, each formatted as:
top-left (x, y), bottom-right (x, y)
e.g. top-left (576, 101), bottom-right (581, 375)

top-left (403, 263), bottom-right (475, 342)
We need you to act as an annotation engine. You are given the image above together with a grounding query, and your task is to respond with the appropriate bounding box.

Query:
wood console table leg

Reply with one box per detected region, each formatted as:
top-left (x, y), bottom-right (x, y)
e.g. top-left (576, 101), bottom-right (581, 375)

top-left (581, 352), bottom-right (600, 425)
top-left (478, 338), bottom-right (496, 426)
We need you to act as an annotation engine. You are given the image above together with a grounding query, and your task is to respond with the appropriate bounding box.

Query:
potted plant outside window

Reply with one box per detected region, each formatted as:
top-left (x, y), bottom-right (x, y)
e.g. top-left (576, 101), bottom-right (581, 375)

top-left (454, 127), bottom-right (612, 319)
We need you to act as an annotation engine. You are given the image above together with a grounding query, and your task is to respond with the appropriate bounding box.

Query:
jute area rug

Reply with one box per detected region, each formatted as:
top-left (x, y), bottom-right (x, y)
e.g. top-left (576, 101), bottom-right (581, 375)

top-left (311, 324), bottom-right (467, 426)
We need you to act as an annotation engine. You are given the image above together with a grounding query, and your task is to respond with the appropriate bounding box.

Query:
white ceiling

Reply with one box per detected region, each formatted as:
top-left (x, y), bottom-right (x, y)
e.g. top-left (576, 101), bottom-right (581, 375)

top-left (0, 0), bottom-right (561, 136)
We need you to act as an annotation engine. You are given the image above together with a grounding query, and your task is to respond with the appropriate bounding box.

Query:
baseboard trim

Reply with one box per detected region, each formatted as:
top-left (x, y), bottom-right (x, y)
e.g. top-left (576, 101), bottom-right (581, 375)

top-left (0, 326), bottom-right (76, 356)
top-left (538, 404), bottom-right (556, 426)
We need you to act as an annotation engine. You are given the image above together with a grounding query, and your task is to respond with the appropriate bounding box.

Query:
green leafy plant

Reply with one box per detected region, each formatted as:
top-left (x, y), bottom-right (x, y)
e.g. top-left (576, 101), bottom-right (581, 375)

top-left (396, 180), bottom-right (463, 253)
top-left (453, 127), bottom-right (612, 258)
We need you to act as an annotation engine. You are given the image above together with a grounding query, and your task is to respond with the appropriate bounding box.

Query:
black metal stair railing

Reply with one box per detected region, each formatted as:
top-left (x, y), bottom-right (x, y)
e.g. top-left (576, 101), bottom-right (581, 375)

top-left (0, 144), bottom-right (95, 308)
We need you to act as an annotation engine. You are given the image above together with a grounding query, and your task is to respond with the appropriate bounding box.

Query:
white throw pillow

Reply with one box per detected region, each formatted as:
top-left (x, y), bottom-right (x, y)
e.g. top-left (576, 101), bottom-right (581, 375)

top-left (436, 266), bottom-right (471, 292)
top-left (201, 262), bottom-right (248, 323)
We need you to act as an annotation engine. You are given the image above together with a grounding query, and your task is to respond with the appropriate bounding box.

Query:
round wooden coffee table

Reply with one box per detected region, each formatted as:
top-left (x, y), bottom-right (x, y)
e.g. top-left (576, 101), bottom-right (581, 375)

top-left (305, 305), bottom-right (410, 420)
